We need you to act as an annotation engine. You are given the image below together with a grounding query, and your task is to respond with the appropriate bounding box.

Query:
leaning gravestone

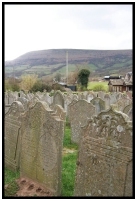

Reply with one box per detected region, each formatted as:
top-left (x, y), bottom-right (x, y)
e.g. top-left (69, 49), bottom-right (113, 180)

top-left (20, 101), bottom-right (65, 196)
top-left (74, 107), bottom-right (132, 196)
top-left (53, 90), bottom-right (64, 108)
top-left (5, 101), bottom-right (25, 170)
top-left (69, 99), bottom-right (95, 144)
top-left (90, 97), bottom-right (105, 115)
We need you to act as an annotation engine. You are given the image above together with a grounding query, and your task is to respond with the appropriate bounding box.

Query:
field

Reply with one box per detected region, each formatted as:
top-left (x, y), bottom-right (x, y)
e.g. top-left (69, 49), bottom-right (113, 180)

top-left (87, 81), bottom-right (109, 92)
top-left (4, 121), bottom-right (78, 197)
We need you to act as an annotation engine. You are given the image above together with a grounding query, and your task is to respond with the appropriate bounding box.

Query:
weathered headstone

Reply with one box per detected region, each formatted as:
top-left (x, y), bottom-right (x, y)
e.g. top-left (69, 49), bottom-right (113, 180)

top-left (5, 104), bottom-right (11, 114)
top-left (98, 91), bottom-right (105, 100)
top-left (116, 97), bottom-right (132, 112)
top-left (74, 107), bottom-right (132, 196)
top-left (5, 101), bottom-right (25, 170)
top-left (109, 93), bottom-right (117, 104)
top-left (90, 97), bottom-right (105, 115)
top-left (17, 97), bottom-right (29, 111)
top-left (69, 100), bottom-right (95, 144)
top-left (123, 103), bottom-right (132, 121)
top-left (20, 101), bottom-right (65, 196)
top-left (87, 92), bottom-right (95, 102)
top-left (53, 90), bottom-right (64, 108)
top-left (51, 104), bottom-right (66, 122)
top-left (104, 93), bottom-right (111, 109)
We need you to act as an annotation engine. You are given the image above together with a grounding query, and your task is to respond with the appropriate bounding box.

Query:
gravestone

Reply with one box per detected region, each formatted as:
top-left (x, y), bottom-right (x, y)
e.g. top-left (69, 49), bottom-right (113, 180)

top-left (20, 101), bottom-right (65, 196)
top-left (5, 92), bottom-right (9, 105)
top-left (69, 100), bottom-right (95, 144)
top-left (8, 91), bottom-right (17, 104)
top-left (67, 98), bottom-right (78, 122)
top-left (74, 107), bottom-right (132, 196)
top-left (5, 101), bottom-right (25, 170)
top-left (51, 104), bottom-right (66, 122)
top-left (110, 93), bottom-right (117, 104)
top-left (5, 104), bottom-right (11, 114)
top-left (87, 92), bottom-right (95, 102)
top-left (53, 90), bottom-right (64, 108)
top-left (123, 103), bottom-right (132, 121)
top-left (104, 94), bottom-right (111, 109)
top-left (126, 91), bottom-right (132, 100)
top-left (90, 97), bottom-right (105, 115)
top-left (17, 97), bottom-right (29, 111)
top-left (73, 94), bottom-right (78, 100)
top-left (98, 91), bottom-right (105, 100)
top-left (28, 97), bottom-right (39, 109)
top-left (116, 97), bottom-right (132, 112)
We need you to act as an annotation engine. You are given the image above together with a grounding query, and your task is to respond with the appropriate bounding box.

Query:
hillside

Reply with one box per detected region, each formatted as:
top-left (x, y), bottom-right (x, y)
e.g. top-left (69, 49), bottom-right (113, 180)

top-left (5, 49), bottom-right (132, 78)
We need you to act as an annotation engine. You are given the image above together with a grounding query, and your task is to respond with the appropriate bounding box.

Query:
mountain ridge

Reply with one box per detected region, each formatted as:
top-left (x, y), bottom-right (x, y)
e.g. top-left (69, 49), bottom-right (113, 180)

top-left (5, 49), bottom-right (132, 77)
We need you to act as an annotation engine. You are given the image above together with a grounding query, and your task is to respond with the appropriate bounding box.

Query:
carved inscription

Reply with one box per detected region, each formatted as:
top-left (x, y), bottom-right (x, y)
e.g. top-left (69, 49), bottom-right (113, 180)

top-left (74, 107), bottom-right (132, 196)
top-left (5, 101), bottom-right (24, 170)
top-left (20, 101), bottom-right (64, 196)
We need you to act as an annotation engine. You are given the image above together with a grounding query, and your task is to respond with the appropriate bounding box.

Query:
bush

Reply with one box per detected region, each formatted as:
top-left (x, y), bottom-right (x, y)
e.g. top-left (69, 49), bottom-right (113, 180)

top-left (30, 81), bottom-right (52, 92)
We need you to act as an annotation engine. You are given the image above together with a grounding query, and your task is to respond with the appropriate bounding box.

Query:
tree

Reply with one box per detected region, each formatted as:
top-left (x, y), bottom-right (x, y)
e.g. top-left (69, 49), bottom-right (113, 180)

top-left (54, 73), bottom-right (61, 82)
top-left (78, 69), bottom-right (90, 89)
top-left (20, 74), bottom-right (38, 91)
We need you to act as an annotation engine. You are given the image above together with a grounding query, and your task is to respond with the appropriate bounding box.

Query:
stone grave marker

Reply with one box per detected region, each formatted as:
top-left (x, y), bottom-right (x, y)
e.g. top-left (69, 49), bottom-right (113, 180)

top-left (53, 90), bottom-right (64, 108)
top-left (90, 97), bottom-right (105, 115)
top-left (110, 93), bottom-right (117, 104)
top-left (116, 97), bottom-right (132, 112)
top-left (98, 91), bottom-right (105, 100)
top-left (20, 101), bottom-right (65, 196)
top-left (17, 97), bottom-right (29, 111)
top-left (69, 99), bottom-right (95, 144)
top-left (123, 103), bottom-right (132, 121)
top-left (104, 93), bottom-right (111, 109)
top-left (5, 101), bottom-right (25, 170)
top-left (74, 107), bottom-right (132, 196)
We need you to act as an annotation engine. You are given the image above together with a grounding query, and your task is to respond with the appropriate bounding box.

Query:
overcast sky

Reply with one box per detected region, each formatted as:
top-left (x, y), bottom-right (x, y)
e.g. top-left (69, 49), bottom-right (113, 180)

top-left (5, 4), bottom-right (133, 61)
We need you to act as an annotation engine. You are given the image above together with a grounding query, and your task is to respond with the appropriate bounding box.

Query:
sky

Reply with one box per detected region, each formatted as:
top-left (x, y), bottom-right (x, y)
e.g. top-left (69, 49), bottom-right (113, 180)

top-left (4, 4), bottom-right (133, 61)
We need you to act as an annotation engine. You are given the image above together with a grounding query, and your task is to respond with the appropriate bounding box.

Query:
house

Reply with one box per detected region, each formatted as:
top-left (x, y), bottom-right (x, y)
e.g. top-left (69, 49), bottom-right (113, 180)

top-left (108, 72), bottom-right (132, 92)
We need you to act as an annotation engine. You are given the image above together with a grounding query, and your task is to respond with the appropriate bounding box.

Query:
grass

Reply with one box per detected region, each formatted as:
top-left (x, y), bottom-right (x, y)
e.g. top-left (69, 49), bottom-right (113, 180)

top-left (87, 81), bottom-right (109, 91)
top-left (4, 122), bottom-right (78, 197)
top-left (61, 152), bottom-right (78, 196)
top-left (4, 168), bottom-right (20, 197)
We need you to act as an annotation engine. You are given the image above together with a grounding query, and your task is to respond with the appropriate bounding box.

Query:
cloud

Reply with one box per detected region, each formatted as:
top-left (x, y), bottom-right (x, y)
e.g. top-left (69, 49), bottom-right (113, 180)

top-left (4, 4), bottom-right (133, 60)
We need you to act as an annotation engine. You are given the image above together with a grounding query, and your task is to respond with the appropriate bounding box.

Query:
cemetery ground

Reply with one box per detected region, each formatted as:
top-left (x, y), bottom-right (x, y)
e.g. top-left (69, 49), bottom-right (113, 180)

top-left (4, 120), bottom-right (78, 197)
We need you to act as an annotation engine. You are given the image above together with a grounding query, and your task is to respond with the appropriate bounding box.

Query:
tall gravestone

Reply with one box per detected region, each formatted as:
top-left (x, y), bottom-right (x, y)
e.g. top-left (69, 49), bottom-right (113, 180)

top-left (20, 101), bottom-right (65, 196)
top-left (74, 107), bottom-right (132, 196)
top-left (69, 100), bottom-right (95, 144)
top-left (90, 97), bottom-right (105, 115)
top-left (5, 101), bottom-right (25, 170)
top-left (53, 90), bottom-right (64, 108)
